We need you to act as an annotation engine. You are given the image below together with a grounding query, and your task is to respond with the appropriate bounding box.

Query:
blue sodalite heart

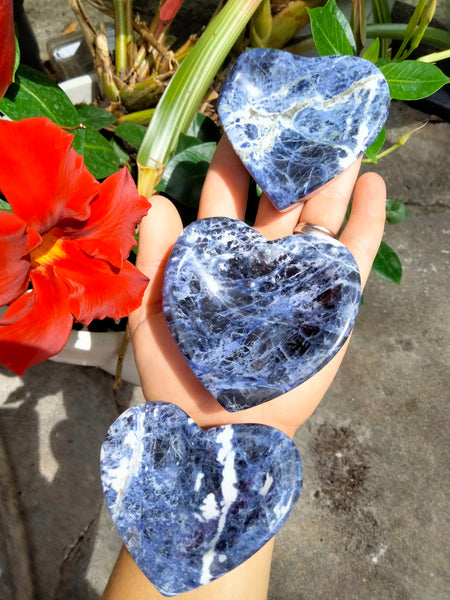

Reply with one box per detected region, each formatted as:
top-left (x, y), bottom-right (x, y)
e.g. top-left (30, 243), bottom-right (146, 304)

top-left (218, 49), bottom-right (390, 210)
top-left (101, 402), bottom-right (302, 597)
top-left (162, 217), bottom-right (361, 412)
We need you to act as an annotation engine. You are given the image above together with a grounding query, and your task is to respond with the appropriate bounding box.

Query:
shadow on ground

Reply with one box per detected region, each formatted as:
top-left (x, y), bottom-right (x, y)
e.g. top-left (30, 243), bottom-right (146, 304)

top-left (0, 362), bottom-right (140, 599)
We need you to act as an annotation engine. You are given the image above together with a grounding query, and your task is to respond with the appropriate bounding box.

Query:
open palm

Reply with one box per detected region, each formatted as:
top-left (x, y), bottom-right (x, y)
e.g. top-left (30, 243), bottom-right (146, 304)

top-left (128, 136), bottom-right (386, 438)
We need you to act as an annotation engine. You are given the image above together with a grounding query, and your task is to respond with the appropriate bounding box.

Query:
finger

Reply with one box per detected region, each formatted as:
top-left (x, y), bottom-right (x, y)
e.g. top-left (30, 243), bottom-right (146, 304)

top-left (198, 135), bottom-right (250, 220)
top-left (253, 193), bottom-right (304, 240)
top-left (340, 172), bottom-right (386, 288)
top-left (298, 158), bottom-right (362, 235)
top-left (134, 195), bottom-right (183, 308)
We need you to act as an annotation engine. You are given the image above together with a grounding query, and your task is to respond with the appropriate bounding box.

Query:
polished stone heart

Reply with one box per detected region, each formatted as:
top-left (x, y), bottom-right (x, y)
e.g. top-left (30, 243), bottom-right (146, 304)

top-left (162, 217), bottom-right (361, 412)
top-left (101, 402), bottom-right (302, 597)
top-left (218, 49), bottom-right (390, 210)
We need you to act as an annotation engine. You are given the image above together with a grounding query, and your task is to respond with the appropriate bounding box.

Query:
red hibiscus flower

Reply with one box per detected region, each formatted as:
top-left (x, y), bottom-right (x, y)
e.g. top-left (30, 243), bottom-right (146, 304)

top-left (0, 117), bottom-right (150, 374)
top-left (0, 0), bottom-right (15, 99)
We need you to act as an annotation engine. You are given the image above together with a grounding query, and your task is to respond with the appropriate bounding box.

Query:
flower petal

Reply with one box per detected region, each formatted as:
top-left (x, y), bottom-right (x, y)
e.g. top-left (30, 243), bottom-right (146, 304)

top-left (0, 212), bottom-right (40, 306)
top-left (0, 118), bottom-right (100, 232)
top-left (0, 269), bottom-right (73, 374)
top-left (64, 167), bottom-right (150, 268)
top-left (0, 0), bottom-right (15, 99)
top-left (54, 240), bottom-right (149, 323)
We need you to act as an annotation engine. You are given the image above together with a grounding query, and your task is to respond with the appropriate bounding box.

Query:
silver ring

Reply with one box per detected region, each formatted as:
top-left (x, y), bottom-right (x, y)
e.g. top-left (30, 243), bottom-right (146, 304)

top-left (293, 222), bottom-right (337, 239)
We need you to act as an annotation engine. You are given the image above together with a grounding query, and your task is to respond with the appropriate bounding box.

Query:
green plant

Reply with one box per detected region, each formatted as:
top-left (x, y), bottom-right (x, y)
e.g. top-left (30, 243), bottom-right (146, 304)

top-left (3, 0), bottom-right (449, 286)
top-left (304, 0), bottom-right (449, 283)
top-left (70, 0), bottom-right (197, 109)
top-left (154, 0), bottom-right (450, 284)
top-left (1, 0), bottom-right (448, 382)
top-left (136, 0), bottom-right (264, 196)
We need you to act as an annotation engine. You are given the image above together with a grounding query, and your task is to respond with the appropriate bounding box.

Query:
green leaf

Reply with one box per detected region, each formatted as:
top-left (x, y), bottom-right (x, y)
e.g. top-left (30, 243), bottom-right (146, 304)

top-left (363, 37), bottom-right (380, 63)
top-left (378, 60), bottom-right (450, 100)
top-left (137, 0), bottom-right (265, 197)
top-left (13, 37), bottom-right (20, 80)
top-left (81, 128), bottom-right (122, 179)
top-left (175, 133), bottom-right (204, 153)
top-left (186, 113), bottom-right (221, 143)
top-left (174, 115), bottom-right (221, 153)
top-left (75, 104), bottom-right (117, 130)
top-left (109, 137), bottom-right (130, 167)
top-left (0, 198), bottom-right (12, 211)
top-left (158, 142), bottom-right (217, 207)
top-left (71, 128), bottom-right (86, 159)
top-left (307, 0), bottom-right (357, 56)
top-left (365, 127), bottom-right (386, 162)
top-left (114, 122), bottom-right (147, 149)
top-left (386, 199), bottom-right (409, 224)
top-left (372, 241), bottom-right (402, 283)
top-left (0, 64), bottom-right (79, 127)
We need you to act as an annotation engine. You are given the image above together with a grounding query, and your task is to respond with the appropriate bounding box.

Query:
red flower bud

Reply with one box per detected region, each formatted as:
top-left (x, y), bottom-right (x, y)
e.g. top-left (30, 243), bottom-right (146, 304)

top-left (156, 0), bottom-right (185, 37)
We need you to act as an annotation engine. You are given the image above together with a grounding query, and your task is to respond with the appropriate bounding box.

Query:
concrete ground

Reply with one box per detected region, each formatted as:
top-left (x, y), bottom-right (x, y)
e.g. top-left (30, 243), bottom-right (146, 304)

top-left (1, 1), bottom-right (449, 599)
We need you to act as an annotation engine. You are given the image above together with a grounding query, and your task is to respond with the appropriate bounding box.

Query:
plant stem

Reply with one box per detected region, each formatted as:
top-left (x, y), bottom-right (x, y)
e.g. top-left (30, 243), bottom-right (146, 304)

top-left (117, 108), bottom-right (155, 125)
top-left (126, 0), bottom-right (134, 65)
top-left (113, 330), bottom-right (130, 389)
top-left (366, 24), bottom-right (450, 50)
top-left (393, 0), bottom-right (427, 60)
top-left (363, 121), bottom-right (429, 162)
top-left (371, 0), bottom-right (391, 24)
top-left (114, 0), bottom-right (129, 74)
top-left (269, 0), bottom-right (320, 50)
top-left (95, 29), bottom-right (120, 101)
top-left (351, 0), bottom-right (367, 54)
top-left (370, 0), bottom-right (391, 57)
top-left (126, 0), bottom-right (133, 43)
top-left (136, 0), bottom-right (264, 197)
top-left (406, 0), bottom-right (437, 58)
top-left (418, 48), bottom-right (450, 63)
top-left (119, 72), bottom-right (170, 111)
top-left (249, 0), bottom-right (272, 48)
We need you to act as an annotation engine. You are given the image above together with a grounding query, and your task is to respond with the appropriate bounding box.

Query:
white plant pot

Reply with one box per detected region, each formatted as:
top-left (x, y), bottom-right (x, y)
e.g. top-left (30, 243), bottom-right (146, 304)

top-left (51, 329), bottom-right (140, 386)
top-left (59, 73), bottom-right (99, 104)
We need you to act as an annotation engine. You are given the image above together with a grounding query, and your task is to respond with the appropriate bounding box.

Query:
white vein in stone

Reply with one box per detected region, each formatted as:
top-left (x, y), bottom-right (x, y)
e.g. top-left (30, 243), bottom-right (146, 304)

top-left (200, 426), bottom-right (238, 585)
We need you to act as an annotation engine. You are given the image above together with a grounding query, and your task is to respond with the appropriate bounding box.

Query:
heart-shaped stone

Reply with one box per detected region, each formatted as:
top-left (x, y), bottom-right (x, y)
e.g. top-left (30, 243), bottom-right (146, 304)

top-left (101, 402), bottom-right (302, 597)
top-left (218, 49), bottom-right (390, 211)
top-left (162, 217), bottom-right (361, 412)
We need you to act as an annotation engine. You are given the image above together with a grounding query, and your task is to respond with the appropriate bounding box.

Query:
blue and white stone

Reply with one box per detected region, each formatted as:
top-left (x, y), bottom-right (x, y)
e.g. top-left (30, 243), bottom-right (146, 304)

top-left (162, 217), bottom-right (361, 412)
top-left (218, 49), bottom-right (390, 211)
top-left (101, 402), bottom-right (303, 597)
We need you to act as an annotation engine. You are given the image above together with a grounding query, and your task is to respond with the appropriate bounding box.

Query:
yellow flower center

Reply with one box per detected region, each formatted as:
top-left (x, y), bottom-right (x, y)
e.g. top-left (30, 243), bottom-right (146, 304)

top-left (30, 231), bottom-right (66, 269)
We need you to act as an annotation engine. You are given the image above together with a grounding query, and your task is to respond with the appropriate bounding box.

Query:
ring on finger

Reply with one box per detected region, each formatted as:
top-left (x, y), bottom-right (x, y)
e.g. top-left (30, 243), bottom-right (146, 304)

top-left (293, 222), bottom-right (337, 239)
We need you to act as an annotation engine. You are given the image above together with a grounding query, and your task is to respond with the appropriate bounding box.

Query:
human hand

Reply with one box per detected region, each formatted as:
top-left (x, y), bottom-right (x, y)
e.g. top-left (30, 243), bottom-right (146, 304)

top-left (128, 136), bottom-right (386, 438)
